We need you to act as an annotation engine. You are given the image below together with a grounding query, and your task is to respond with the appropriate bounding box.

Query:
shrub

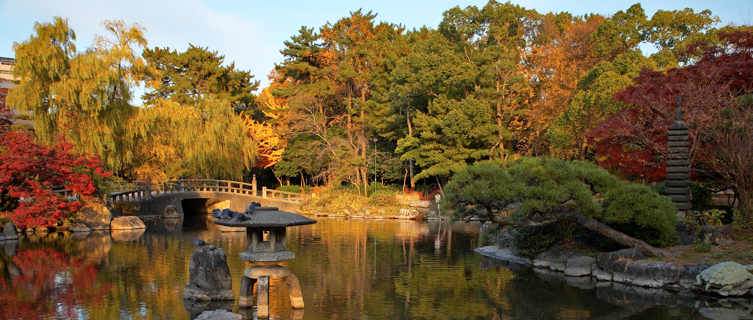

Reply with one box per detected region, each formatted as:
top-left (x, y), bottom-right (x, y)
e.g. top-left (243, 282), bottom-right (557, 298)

top-left (510, 222), bottom-right (569, 258)
top-left (602, 183), bottom-right (679, 247)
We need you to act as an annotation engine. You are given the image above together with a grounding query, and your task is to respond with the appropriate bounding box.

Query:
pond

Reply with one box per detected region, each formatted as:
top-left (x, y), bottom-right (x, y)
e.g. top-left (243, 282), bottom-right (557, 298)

top-left (0, 217), bottom-right (743, 319)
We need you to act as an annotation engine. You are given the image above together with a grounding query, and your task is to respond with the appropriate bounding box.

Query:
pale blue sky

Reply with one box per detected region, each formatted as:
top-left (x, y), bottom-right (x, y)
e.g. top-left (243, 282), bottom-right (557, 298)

top-left (2, 0), bottom-right (752, 91)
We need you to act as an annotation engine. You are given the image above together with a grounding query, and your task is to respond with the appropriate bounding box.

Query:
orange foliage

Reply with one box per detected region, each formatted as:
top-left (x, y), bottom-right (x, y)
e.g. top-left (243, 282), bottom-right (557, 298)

top-left (525, 16), bottom-right (603, 153)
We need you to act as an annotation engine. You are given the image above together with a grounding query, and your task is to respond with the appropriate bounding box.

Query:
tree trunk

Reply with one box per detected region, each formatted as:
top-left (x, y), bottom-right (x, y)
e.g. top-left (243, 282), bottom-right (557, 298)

top-left (484, 210), bottom-right (671, 257)
top-left (495, 78), bottom-right (505, 160)
top-left (555, 211), bottom-right (671, 257)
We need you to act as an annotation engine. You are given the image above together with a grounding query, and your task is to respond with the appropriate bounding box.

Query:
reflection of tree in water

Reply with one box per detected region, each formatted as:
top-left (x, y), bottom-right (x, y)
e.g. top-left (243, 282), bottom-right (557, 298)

top-left (0, 246), bottom-right (111, 319)
top-left (393, 257), bottom-right (515, 319)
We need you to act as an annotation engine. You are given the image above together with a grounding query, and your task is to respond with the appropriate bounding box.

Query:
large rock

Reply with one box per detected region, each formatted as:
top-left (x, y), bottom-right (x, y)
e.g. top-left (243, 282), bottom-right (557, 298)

top-left (696, 261), bottom-right (753, 296)
top-left (0, 222), bottom-right (18, 241)
top-left (183, 244), bottom-right (234, 301)
top-left (612, 261), bottom-right (680, 288)
top-left (74, 201), bottom-right (112, 230)
top-left (597, 249), bottom-right (681, 288)
top-left (564, 255), bottom-right (595, 277)
top-left (597, 248), bottom-right (646, 271)
top-left (677, 263), bottom-right (710, 290)
top-left (195, 309), bottom-right (242, 320)
top-left (110, 216), bottom-right (146, 230)
top-left (69, 223), bottom-right (91, 233)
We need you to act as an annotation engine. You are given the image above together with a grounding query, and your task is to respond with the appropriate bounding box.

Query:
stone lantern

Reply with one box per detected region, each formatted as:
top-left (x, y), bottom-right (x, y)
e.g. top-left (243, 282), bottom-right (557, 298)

top-left (213, 204), bottom-right (316, 318)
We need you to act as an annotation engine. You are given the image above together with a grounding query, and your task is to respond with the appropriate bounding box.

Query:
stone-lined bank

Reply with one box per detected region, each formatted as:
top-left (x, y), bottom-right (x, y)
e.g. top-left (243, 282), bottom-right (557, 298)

top-left (476, 245), bottom-right (753, 298)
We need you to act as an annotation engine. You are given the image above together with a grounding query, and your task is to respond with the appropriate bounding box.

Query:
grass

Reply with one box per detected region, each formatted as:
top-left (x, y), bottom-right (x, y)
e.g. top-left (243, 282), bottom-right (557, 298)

top-left (301, 186), bottom-right (412, 218)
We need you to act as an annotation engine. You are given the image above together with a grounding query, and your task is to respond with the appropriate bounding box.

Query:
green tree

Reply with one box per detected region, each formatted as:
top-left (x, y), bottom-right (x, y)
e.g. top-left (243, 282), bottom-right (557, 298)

top-left (141, 45), bottom-right (259, 111)
top-left (443, 157), bottom-right (678, 256)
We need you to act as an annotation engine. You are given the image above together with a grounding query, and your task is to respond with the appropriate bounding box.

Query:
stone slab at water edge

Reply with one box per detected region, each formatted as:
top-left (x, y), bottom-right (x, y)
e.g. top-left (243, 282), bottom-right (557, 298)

top-left (476, 245), bottom-right (753, 297)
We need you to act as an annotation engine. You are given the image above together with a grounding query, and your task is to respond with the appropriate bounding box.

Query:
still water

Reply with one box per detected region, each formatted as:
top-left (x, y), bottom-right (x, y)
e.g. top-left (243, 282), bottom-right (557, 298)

top-left (0, 217), bottom-right (742, 319)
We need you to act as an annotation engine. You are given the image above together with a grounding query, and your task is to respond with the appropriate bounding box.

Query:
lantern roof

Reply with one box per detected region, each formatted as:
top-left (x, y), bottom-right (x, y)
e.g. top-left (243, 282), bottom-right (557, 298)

top-left (213, 205), bottom-right (316, 228)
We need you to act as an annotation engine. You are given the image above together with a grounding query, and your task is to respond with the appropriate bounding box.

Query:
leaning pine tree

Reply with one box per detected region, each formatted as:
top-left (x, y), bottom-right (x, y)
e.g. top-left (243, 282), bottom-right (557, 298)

top-left (443, 157), bottom-right (678, 257)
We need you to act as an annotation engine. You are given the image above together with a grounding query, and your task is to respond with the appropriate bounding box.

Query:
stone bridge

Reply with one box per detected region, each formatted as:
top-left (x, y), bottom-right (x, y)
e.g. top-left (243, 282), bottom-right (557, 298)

top-left (109, 179), bottom-right (309, 219)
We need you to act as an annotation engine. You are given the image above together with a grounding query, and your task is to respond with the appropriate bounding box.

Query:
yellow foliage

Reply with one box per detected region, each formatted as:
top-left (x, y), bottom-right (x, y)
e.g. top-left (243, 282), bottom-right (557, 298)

top-left (243, 116), bottom-right (285, 168)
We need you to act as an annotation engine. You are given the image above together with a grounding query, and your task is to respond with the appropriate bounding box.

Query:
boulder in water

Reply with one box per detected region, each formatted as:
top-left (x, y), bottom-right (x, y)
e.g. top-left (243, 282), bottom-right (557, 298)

top-left (0, 222), bottom-right (18, 241)
top-left (183, 244), bottom-right (234, 301)
top-left (74, 201), bottom-right (112, 230)
top-left (110, 216), bottom-right (146, 230)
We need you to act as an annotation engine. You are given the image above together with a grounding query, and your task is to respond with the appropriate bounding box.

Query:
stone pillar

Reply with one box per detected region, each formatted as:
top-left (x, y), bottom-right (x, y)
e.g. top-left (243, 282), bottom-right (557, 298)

top-left (665, 97), bottom-right (691, 215)
top-left (252, 174), bottom-right (258, 196)
top-left (285, 274), bottom-right (305, 309)
top-left (257, 276), bottom-right (270, 318)
top-left (238, 276), bottom-right (255, 307)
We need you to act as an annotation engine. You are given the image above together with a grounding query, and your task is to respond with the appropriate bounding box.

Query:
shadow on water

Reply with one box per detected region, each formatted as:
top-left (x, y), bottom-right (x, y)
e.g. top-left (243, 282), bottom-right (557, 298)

top-left (0, 218), bottom-right (751, 319)
top-left (182, 198), bottom-right (211, 231)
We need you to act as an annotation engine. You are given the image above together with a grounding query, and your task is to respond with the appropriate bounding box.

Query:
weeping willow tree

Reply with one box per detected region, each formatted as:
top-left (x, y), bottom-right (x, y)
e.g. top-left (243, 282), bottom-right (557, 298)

top-left (8, 18), bottom-right (149, 175)
top-left (128, 96), bottom-right (255, 181)
top-left (9, 18), bottom-right (257, 181)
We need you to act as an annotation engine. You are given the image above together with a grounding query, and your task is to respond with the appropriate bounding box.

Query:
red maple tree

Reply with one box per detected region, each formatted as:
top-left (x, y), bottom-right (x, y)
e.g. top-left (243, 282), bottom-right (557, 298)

top-left (0, 103), bottom-right (111, 228)
top-left (587, 31), bottom-right (753, 183)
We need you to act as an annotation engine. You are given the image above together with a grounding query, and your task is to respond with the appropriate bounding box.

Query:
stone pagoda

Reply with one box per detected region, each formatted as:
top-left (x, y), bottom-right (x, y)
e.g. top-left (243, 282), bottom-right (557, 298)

top-left (665, 96), bottom-right (691, 215)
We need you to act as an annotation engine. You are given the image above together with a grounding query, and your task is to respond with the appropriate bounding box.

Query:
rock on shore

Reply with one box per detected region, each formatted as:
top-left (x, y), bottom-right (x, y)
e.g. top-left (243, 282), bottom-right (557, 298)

top-left (696, 262), bottom-right (753, 296)
top-left (476, 245), bottom-right (753, 297)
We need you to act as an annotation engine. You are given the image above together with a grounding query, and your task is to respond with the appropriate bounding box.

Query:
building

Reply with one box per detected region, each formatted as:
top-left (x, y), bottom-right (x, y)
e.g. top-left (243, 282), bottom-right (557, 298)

top-left (0, 57), bottom-right (32, 129)
top-left (0, 57), bottom-right (15, 89)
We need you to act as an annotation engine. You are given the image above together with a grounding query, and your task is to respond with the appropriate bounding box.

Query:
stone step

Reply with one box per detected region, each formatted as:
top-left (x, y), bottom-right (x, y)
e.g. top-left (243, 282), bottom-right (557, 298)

top-left (666, 166), bottom-right (690, 173)
top-left (668, 135), bottom-right (688, 141)
top-left (669, 195), bottom-right (690, 202)
top-left (667, 154), bottom-right (689, 160)
top-left (676, 202), bottom-right (692, 210)
top-left (668, 141), bottom-right (690, 147)
top-left (668, 147), bottom-right (689, 154)
top-left (666, 159), bottom-right (690, 166)
top-left (668, 129), bottom-right (689, 136)
top-left (665, 180), bottom-right (690, 188)
top-left (666, 173), bottom-right (690, 180)
top-left (664, 187), bottom-right (689, 195)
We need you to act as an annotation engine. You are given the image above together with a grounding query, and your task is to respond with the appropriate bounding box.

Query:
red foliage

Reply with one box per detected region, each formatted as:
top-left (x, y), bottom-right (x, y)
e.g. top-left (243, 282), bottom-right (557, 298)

top-left (588, 31), bottom-right (753, 182)
top-left (0, 248), bottom-right (111, 319)
top-left (0, 128), bottom-right (111, 228)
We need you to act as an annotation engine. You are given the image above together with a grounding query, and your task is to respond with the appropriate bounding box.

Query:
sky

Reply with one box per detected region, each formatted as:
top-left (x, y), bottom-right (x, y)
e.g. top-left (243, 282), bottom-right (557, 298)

top-left (2, 0), bottom-right (752, 93)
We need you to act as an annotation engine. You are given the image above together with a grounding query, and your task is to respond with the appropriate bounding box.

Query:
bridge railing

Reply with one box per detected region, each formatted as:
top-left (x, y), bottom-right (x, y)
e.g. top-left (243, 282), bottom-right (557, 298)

top-left (108, 179), bottom-right (309, 204)
top-left (262, 187), bottom-right (310, 203)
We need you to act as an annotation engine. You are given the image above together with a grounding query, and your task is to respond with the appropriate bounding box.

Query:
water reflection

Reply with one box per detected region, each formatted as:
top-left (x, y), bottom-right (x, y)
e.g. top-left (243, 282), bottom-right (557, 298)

top-left (0, 238), bottom-right (111, 320)
top-left (0, 218), bottom-right (750, 319)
